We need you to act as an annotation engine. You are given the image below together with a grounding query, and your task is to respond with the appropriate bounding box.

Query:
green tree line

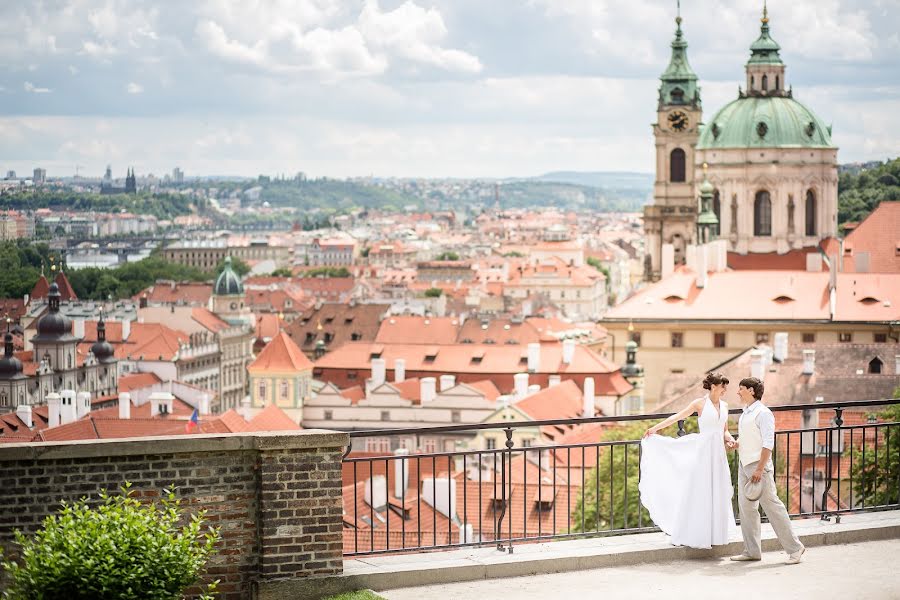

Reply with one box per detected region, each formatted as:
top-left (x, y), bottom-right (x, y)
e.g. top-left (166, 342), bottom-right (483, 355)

top-left (0, 190), bottom-right (208, 221)
top-left (838, 158), bottom-right (900, 226)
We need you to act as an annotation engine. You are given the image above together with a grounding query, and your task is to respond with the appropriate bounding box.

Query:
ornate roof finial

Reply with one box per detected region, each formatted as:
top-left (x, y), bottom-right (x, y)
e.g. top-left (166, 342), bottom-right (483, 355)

top-left (676, 0), bottom-right (682, 27)
top-left (762, 0), bottom-right (769, 24)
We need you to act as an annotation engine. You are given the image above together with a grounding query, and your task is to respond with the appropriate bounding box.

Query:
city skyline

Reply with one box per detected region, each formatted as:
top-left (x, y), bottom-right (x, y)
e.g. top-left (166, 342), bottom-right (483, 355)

top-left (1, 0), bottom-right (898, 179)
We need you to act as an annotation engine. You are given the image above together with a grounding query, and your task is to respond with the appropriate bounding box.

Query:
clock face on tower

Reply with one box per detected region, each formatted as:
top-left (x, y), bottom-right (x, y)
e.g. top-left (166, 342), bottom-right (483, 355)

top-left (668, 110), bottom-right (689, 132)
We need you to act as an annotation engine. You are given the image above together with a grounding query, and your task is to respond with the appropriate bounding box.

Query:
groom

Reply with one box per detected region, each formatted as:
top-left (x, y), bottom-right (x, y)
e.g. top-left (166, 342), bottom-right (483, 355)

top-left (729, 377), bottom-right (805, 564)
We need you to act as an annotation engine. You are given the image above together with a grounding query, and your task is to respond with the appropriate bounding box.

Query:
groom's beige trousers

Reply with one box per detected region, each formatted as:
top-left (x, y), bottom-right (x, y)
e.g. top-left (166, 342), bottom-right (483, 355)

top-left (737, 462), bottom-right (803, 558)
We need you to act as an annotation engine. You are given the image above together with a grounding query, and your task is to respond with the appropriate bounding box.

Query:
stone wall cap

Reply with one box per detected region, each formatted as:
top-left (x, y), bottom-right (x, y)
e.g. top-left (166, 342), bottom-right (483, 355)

top-left (0, 429), bottom-right (350, 462)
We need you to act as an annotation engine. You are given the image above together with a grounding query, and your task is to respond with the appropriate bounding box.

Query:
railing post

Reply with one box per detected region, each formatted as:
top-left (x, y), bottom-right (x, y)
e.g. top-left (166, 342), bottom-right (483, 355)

top-left (496, 427), bottom-right (514, 553)
top-left (822, 408), bottom-right (844, 523)
top-left (677, 420), bottom-right (687, 437)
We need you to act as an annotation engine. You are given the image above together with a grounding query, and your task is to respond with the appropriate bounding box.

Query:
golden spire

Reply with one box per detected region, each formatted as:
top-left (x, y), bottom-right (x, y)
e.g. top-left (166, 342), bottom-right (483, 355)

top-left (762, 0), bottom-right (769, 24)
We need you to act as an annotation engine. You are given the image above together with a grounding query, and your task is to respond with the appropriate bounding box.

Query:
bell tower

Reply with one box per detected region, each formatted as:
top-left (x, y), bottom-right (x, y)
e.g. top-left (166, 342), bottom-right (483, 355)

top-left (643, 3), bottom-right (703, 281)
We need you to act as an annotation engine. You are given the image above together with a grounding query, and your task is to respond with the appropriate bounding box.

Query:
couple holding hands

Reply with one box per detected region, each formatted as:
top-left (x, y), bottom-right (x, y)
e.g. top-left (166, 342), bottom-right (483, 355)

top-left (640, 373), bottom-right (806, 564)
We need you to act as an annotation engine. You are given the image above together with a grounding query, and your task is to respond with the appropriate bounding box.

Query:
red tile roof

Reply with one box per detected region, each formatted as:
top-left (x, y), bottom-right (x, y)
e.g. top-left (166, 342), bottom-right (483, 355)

top-left (375, 316), bottom-right (462, 345)
top-left (844, 201), bottom-right (900, 273)
top-left (134, 282), bottom-right (213, 306)
top-left (249, 331), bottom-right (313, 372)
top-left (29, 275), bottom-right (50, 300)
top-left (118, 372), bottom-right (162, 393)
top-left (245, 405), bottom-right (301, 431)
top-left (54, 271), bottom-right (77, 301)
top-left (191, 307), bottom-right (229, 333)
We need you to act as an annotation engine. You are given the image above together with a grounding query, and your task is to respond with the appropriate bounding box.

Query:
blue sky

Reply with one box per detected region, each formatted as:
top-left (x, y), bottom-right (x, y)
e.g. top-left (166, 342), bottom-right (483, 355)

top-left (1, 0), bottom-right (898, 179)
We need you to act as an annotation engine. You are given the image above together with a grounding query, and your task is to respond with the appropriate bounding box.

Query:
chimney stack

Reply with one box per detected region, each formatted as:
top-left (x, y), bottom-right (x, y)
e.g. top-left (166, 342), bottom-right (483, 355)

top-left (118, 392), bottom-right (131, 419)
top-left (420, 377), bottom-right (437, 404)
top-left (76, 391), bottom-right (91, 419)
top-left (47, 392), bottom-right (61, 427)
top-left (73, 318), bottom-right (85, 339)
top-left (696, 245), bottom-right (708, 289)
top-left (60, 390), bottom-right (77, 425)
top-left (773, 332), bottom-right (788, 363)
top-left (440, 374), bottom-right (456, 392)
top-left (582, 377), bottom-right (595, 418)
top-left (562, 339), bottom-right (576, 365)
top-left (750, 349), bottom-right (766, 380)
top-left (514, 372), bottom-right (529, 400)
top-left (121, 318), bottom-right (131, 341)
top-left (16, 404), bottom-right (33, 429)
top-left (370, 357), bottom-right (386, 389)
top-left (149, 391), bottom-right (175, 417)
top-left (527, 384), bottom-right (541, 395)
top-left (549, 374), bottom-right (561, 387)
top-left (394, 448), bottom-right (409, 499)
top-left (199, 393), bottom-right (211, 416)
top-left (802, 349), bottom-right (816, 375)
top-left (394, 358), bottom-right (406, 383)
top-left (527, 342), bottom-right (541, 373)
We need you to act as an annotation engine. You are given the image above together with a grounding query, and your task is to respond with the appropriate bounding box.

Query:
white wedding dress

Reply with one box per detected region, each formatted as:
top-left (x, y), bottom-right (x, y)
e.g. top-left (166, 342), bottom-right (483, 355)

top-left (639, 396), bottom-right (735, 548)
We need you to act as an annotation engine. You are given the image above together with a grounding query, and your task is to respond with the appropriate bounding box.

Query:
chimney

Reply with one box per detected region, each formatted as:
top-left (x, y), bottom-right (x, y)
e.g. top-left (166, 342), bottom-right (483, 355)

top-left (16, 404), bottom-right (33, 429)
top-left (370, 357), bottom-right (386, 388)
top-left (854, 252), bottom-right (870, 273)
top-left (422, 477), bottom-right (456, 519)
top-left (806, 253), bottom-right (823, 272)
top-left (420, 377), bottom-right (437, 404)
top-left (562, 339), bottom-right (576, 365)
top-left (582, 377), bottom-right (595, 418)
top-left (750, 349), bottom-right (766, 380)
top-left (60, 390), bottom-right (77, 425)
top-left (514, 372), bottom-right (529, 400)
top-left (394, 358), bottom-right (406, 383)
top-left (440, 374), bottom-right (456, 392)
top-left (394, 448), bottom-right (409, 499)
top-left (696, 244), bottom-right (708, 288)
top-left (773, 332), bottom-right (788, 362)
top-left (118, 392), bottom-right (131, 419)
top-left (240, 396), bottom-right (252, 420)
top-left (149, 391), bottom-right (174, 417)
top-left (802, 349), bottom-right (816, 375)
top-left (527, 384), bottom-right (541, 395)
top-left (364, 475), bottom-right (388, 509)
top-left (527, 342), bottom-right (541, 373)
top-left (76, 391), bottom-right (91, 419)
top-left (73, 318), bottom-right (85, 339)
top-left (47, 392), bottom-right (61, 427)
top-left (121, 318), bottom-right (131, 341)
top-left (549, 374), bottom-right (561, 387)
top-left (199, 393), bottom-right (211, 416)
top-left (661, 243), bottom-right (675, 279)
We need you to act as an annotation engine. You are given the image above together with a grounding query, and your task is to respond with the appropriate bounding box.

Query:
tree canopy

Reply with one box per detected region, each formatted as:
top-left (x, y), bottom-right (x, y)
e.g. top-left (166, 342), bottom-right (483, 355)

top-left (838, 158), bottom-right (900, 226)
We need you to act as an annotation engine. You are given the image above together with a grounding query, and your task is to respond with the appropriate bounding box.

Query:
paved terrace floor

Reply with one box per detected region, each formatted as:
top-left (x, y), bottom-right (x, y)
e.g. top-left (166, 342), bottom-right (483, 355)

top-left (382, 538), bottom-right (900, 600)
top-left (333, 511), bottom-right (900, 600)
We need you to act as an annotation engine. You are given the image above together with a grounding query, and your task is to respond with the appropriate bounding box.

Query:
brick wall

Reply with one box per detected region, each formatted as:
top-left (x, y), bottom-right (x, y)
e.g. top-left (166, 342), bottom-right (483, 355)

top-left (0, 430), bottom-right (348, 600)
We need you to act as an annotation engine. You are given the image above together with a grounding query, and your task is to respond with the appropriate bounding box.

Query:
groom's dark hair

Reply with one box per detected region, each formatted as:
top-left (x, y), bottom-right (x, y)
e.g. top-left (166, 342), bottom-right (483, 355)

top-left (739, 377), bottom-right (765, 400)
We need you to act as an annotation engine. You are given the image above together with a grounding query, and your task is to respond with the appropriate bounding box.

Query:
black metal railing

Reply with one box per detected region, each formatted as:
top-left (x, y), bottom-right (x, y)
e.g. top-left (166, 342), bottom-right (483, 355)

top-left (341, 398), bottom-right (900, 557)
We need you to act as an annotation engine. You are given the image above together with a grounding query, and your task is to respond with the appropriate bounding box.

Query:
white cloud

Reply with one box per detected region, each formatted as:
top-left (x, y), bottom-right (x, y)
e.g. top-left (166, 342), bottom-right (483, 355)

top-left (23, 81), bottom-right (52, 93)
top-left (126, 82), bottom-right (143, 94)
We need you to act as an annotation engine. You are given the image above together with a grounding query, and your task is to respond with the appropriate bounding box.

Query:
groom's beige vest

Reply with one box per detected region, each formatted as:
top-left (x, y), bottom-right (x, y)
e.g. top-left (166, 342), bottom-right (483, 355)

top-left (738, 408), bottom-right (764, 466)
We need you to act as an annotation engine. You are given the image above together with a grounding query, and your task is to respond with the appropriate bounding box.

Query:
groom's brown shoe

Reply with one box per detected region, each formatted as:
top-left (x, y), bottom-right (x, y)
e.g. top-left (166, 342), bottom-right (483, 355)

top-left (729, 554), bottom-right (761, 561)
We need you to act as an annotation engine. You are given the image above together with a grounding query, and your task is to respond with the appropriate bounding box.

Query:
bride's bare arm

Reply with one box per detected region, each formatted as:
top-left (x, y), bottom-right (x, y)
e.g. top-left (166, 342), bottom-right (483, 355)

top-left (643, 399), bottom-right (702, 438)
top-left (723, 416), bottom-right (737, 448)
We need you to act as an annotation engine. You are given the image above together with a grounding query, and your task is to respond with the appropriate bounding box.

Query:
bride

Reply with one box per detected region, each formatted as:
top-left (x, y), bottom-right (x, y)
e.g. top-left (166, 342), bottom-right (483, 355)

top-left (639, 372), bottom-right (737, 549)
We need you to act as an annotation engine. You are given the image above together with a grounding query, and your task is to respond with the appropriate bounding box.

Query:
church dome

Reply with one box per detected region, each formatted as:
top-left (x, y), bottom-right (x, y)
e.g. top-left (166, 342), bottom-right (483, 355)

top-left (697, 96), bottom-right (834, 150)
top-left (35, 283), bottom-right (74, 340)
top-left (214, 256), bottom-right (243, 296)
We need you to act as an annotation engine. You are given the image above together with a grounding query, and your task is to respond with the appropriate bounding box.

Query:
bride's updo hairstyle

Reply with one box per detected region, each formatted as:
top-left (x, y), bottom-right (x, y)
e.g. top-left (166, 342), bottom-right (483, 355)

top-left (702, 371), bottom-right (729, 390)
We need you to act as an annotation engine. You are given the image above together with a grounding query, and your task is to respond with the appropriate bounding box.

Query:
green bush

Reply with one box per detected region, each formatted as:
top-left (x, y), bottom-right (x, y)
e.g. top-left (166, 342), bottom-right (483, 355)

top-left (2, 483), bottom-right (220, 600)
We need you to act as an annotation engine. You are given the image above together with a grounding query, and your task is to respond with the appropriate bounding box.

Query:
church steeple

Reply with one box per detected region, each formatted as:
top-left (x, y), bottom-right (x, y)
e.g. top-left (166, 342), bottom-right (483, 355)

top-left (697, 163), bottom-right (719, 244)
top-left (659, 1), bottom-right (700, 109)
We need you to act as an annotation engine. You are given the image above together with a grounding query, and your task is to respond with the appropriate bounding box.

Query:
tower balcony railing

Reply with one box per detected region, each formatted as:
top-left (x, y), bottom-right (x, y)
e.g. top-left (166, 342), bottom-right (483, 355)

top-left (341, 398), bottom-right (900, 557)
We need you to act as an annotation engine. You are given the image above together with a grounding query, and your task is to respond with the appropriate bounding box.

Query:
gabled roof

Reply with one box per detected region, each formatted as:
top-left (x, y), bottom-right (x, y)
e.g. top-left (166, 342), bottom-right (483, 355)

top-left (844, 201), bottom-right (900, 273)
top-left (375, 316), bottom-right (462, 345)
top-left (54, 271), bottom-right (77, 301)
top-left (29, 275), bottom-right (50, 300)
top-left (248, 331), bottom-right (313, 373)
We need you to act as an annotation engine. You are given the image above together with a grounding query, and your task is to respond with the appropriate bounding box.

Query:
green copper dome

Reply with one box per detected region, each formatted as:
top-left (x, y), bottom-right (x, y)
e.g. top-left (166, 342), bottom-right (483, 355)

top-left (697, 96), bottom-right (834, 149)
top-left (214, 256), bottom-right (243, 296)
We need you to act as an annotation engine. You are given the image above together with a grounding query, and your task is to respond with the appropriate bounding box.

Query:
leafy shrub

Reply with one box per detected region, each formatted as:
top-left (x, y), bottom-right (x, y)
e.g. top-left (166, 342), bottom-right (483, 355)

top-left (2, 483), bottom-right (219, 600)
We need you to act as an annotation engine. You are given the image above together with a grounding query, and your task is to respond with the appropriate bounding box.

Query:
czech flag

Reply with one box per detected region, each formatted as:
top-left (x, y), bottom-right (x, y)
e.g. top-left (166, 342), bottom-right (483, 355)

top-left (186, 409), bottom-right (199, 433)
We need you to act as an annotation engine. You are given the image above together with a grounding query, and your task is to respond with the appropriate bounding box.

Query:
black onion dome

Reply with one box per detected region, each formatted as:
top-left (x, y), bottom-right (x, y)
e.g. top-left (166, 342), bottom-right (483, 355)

top-left (33, 282), bottom-right (76, 342)
top-left (0, 332), bottom-right (24, 378)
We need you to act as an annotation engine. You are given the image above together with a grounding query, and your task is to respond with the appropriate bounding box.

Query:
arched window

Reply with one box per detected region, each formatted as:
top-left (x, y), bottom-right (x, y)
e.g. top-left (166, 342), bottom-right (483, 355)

top-left (754, 191), bottom-right (772, 236)
top-left (280, 380), bottom-right (289, 400)
top-left (762, 75), bottom-right (768, 91)
top-left (258, 380), bottom-right (266, 401)
top-left (670, 148), bottom-right (686, 183)
top-left (868, 358), bottom-right (883, 374)
top-left (805, 189), bottom-right (817, 236)
top-left (775, 75), bottom-right (780, 90)
top-left (713, 189), bottom-right (721, 225)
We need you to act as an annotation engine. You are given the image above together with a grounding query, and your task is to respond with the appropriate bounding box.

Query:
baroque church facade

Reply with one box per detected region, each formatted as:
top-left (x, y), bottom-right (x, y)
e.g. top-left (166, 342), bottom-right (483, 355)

top-left (644, 7), bottom-right (839, 280)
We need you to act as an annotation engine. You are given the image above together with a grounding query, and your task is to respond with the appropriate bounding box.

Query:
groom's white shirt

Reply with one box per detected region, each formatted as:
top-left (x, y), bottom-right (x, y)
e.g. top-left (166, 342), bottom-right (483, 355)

top-left (738, 400), bottom-right (775, 470)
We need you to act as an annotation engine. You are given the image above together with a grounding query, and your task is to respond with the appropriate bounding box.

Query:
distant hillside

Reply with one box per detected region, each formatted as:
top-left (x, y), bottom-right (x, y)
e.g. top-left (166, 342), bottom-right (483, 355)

top-left (527, 171), bottom-right (654, 190)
